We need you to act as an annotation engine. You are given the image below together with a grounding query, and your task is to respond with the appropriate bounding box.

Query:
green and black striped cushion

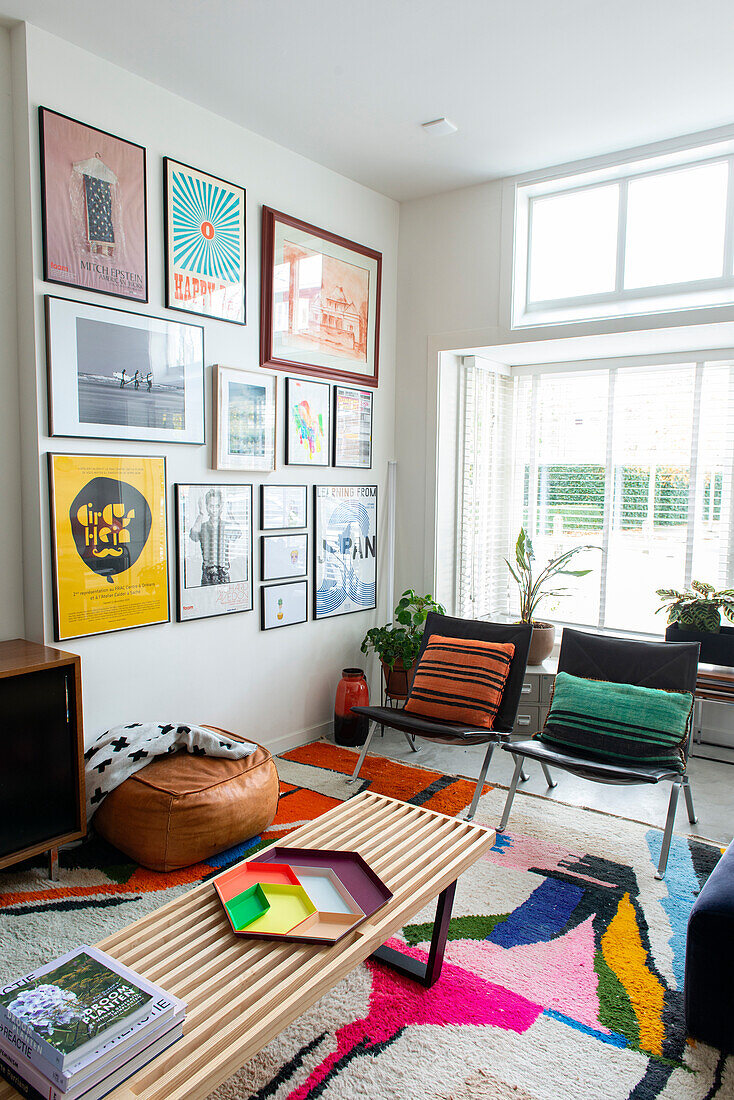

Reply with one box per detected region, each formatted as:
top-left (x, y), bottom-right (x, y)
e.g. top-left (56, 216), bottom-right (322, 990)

top-left (403, 635), bottom-right (515, 729)
top-left (537, 671), bottom-right (693, 768)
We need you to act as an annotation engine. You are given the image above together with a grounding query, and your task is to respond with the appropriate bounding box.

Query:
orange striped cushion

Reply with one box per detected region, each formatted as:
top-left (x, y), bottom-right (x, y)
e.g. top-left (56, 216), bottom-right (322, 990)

top-left (403, 635), bottom-right (515, 729)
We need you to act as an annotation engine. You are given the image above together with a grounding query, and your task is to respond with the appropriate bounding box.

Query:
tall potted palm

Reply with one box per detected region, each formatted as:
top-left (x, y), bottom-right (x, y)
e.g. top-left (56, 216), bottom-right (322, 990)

top-left (506, 529), bottom-right (600, 664)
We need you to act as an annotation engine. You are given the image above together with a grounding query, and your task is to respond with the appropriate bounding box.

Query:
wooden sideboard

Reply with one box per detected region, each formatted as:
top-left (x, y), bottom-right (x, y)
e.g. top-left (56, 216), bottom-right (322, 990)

top-left (0, 639), bottom-right (85, 877)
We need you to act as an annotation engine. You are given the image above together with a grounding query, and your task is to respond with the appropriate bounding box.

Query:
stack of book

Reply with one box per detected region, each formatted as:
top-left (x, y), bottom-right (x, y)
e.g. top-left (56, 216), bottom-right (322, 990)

top-left (0, 945), bottom-right (185, 1100)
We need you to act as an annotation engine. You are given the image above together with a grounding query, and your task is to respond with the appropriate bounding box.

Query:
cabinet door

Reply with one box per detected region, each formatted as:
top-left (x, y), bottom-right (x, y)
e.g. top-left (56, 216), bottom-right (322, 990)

top-left (0, 667), bottom-right (79, 859)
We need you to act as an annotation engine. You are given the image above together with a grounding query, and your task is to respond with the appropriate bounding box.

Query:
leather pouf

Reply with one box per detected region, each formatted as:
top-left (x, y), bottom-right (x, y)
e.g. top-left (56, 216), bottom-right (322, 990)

top-left (92, 727), bottom-right (279, 871)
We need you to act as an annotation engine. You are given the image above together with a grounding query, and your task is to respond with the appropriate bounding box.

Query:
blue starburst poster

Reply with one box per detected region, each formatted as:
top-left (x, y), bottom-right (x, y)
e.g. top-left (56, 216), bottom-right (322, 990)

top-left (164, 158), bottom-right (246, 324)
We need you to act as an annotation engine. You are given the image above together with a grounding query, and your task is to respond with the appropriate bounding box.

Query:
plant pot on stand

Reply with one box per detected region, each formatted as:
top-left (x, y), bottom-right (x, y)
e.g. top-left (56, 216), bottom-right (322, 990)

top-left (528, 622), bottom-right (555, 666)
top-left (381, 659), bottom-right (416, 703)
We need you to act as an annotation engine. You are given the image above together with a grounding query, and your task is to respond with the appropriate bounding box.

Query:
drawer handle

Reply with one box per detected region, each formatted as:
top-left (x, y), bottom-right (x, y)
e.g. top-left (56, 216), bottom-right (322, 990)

top-left (521, 684), bottom-right (532, 694)
top-left (517, 716), bottom-right (531, 726)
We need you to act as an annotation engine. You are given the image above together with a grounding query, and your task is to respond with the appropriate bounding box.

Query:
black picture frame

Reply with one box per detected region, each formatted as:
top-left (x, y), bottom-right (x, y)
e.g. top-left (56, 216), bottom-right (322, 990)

top-left (260, 533), bottom-right (308, 581)
top-left (260, 484), bottom-right (308, 530)
top-left (163, 157), bottom-right (246, 325)
top-left (284, 377), bottom-right (331, 467)
top-left (260, 580), bottom-right (309, 630)
top-left (45, 294), bottom-right (206, 445)
top-left (313, 484), bottom-right (378, 620)
top-left (39, 106), bottom-right (149, 303)
top-left (332, 384), bottom-right (374, 469)
top-left (175, 483), bottom-right (254, 623)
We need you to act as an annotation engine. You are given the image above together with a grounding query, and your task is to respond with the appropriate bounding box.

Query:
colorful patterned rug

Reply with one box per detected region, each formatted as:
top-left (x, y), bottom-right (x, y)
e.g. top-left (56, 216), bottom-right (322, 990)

top-left (1, 740), bottom-right (731, 1099)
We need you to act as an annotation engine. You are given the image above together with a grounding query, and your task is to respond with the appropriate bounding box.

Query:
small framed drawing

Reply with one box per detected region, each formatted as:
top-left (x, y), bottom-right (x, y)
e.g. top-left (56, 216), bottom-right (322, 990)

top-left (261, 580), bottom-right (308, 631)
top-left (45, 295), bottom-right (205, 444)
top-left (285, 377), bottom-right (330, 466)
top-left (163, 158), bottom-right (246, 325)
top-left (261, 533), bottom-right (308, 581)
top-left (213, 365), bottom-right (276, 471)
top-left (260, 207), bottom-right (381, 386)
top-left (314, 485), bottom-right (377, 619)
top-left (48, 453), bottom-right (169, 641)
top-left (333, 385), bottom-right (373, 468)
top-left (175, 483), bottom-right (253, 622)
top-left (260, 484), bottom-right (307, 530)
top-left (39, 107), bottom-right (148, 302)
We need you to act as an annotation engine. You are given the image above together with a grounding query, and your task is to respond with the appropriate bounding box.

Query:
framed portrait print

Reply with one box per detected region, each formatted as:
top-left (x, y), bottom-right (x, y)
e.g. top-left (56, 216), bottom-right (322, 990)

top-left (260, 207), bottom-right (381, 387)
top-left (175, 483), bottom-right (253, 622)
top-left (261, 580), bottom-right (308, 631)
top-left (285, 377), bottom-right (330, 466)
top-left (260, 533), bottom-right (308, 581)
top-left (39, 107), bottom-right (148, 302)
top-left (314, 485), bottom-right (377, 619)
top-left (213, 365), bottom-right (276, 471)
top-left (45, 296), bottom-right (205, 444)
top-left (333, 385), bottom-right (373, 468)
top-left (164, 158), bottom-right (246, 325)
top-left (48, 453), bottom-right (169, 641)
top-left (260, 484), bottom-right (307, 530)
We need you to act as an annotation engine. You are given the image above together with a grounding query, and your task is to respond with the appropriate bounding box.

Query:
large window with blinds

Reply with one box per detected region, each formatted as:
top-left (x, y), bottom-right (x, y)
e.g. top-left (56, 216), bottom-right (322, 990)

top-left (457, 358), bottom-right (734, 635)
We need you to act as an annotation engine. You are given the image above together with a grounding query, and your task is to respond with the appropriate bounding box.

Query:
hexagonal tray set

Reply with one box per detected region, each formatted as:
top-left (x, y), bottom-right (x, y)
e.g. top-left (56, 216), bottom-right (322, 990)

top-left (213, 847), bottom-right (393, 944)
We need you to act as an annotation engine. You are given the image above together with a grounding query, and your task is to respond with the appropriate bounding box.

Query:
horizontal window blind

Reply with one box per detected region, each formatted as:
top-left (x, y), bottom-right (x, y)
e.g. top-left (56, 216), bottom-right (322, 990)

top-left (458, 358), bottom-right (734, 635)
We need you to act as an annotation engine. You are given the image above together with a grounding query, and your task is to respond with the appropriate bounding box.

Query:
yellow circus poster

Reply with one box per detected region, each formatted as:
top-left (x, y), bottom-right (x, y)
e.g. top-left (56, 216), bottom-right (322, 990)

top-left (49, 454), bottom-right (169, 641)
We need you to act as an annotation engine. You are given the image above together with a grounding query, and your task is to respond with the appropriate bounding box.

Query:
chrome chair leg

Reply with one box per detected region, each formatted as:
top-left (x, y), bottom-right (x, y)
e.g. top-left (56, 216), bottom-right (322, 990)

top-left (498, 756), bottom-right (525, 832)
top-left (403, 732), bottom-right (420, 753)
top-left (541, 764), bottom-right (556, 789)
top-left (465, 743), bottom-right (496, 821)
top-left (347, 722), bottom-right (378, 784)
top-left (682, 774), bottom-right (698, 824)
top-left (656, 779), bottom-right (682, 879)
top-left (520, 767), bottom-right (530, 783)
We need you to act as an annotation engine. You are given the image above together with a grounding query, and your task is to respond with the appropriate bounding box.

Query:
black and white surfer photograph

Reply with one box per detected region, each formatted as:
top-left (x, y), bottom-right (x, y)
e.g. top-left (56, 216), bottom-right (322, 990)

top-left (45, 295), bottom-right (205, 444)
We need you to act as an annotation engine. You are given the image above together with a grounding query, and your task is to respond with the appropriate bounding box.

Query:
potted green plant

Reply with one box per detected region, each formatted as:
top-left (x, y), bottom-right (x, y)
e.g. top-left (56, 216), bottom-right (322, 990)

top-left (656, 581), bottom-right (734, 666)
top-left (361, 589), bottom-right (446, 697)
top-left (506, 528), bottom-right (599, 665)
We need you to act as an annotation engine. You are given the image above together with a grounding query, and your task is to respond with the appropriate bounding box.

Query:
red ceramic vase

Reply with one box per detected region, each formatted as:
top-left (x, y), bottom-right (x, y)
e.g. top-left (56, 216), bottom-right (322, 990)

top-left (334, 668), bottom-right (370, 746)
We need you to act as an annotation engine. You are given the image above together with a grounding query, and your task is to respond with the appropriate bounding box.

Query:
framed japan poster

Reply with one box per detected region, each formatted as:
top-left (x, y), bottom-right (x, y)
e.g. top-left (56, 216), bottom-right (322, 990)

top-left (164, 158), bottom-right (246, 324)
top-left (314, 485), bottom-right (377, 619)
top-left (333, 385), bottom-right (373, 468)
top-left (45, 295), bottom-right (205, 444)
top-left (175, 483), bottom-right (253, 622)
top-left (48, 453), bottom-right (168, 641)
top-left (285, 377), bottom-right (330, 466)
top-left (213, 365), bottom-right (276, 471)
top-left (39, 107), bottom-right (148, 302)
top-left (261, 207), bottom-right (381, 386)
top-left (261, 580), bottom-right (308, 630)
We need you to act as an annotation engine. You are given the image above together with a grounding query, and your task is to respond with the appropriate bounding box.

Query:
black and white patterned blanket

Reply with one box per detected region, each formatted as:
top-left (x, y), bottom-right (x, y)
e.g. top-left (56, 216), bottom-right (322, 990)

top-left (84, 722), bottom-right (257, 822)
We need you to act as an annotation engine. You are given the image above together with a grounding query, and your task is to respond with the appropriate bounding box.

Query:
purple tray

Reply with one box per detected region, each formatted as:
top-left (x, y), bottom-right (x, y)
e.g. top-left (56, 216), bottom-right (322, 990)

top-left (252, 847), bottom-right (393, 927)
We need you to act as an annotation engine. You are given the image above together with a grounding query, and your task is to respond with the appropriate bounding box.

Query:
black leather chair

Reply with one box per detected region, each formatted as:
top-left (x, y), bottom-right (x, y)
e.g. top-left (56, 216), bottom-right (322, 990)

top-left (498, 628), bottom-right (700, 878)
top-left (349, 613), bottom-right (537, 819)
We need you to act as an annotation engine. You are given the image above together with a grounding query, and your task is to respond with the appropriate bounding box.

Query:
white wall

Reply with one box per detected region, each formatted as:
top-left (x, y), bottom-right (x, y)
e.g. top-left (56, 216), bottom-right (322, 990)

top-left (0, 24), bottom-right (24, 640)
top-left (10, 23), bottom-right (398, 748)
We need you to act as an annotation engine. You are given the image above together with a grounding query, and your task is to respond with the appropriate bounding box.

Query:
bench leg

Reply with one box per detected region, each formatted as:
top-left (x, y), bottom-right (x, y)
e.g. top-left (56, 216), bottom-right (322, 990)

top-left (48, 848), bottom-right (59, 881)
top-left (403, 732), bottom-right (420, 753)
top-left (370, 880), bottom-right (456, 988)
top-left (655, 779), bottom-right (681, 880)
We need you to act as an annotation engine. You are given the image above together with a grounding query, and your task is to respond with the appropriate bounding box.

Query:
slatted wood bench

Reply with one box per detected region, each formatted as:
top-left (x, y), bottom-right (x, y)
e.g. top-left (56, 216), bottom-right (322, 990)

top-left (0, 791), bottom-right (495, 1100)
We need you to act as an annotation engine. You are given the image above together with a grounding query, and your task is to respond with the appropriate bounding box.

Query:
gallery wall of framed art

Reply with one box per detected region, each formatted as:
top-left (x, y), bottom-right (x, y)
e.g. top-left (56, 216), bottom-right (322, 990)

top-left (13, 30), bottom-right (396, 741)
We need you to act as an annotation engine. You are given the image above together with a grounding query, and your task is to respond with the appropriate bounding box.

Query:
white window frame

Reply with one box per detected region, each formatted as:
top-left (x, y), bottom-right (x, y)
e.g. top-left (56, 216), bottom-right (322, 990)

top-left (510, 130), bottom-right (734, 330)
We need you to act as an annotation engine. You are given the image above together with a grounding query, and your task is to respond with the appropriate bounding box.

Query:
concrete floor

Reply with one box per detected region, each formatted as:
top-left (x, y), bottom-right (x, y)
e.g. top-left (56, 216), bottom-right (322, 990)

top-left (363, 729), bottom-right (734, 846)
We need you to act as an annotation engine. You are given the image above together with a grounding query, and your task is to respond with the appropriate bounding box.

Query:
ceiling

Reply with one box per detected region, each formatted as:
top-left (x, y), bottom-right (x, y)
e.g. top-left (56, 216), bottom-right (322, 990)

top-left (2, 1), bottom-right (734, 201)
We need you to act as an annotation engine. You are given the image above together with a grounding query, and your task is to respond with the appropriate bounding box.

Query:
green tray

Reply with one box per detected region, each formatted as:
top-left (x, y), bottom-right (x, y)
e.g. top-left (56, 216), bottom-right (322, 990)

top-left (224, 883), bottom-right (270, 931)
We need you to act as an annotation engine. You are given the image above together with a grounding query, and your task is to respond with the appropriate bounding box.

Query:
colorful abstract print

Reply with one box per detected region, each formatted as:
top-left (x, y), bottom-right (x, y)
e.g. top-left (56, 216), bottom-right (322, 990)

top-left (171, 169), bottom-right (242, 284)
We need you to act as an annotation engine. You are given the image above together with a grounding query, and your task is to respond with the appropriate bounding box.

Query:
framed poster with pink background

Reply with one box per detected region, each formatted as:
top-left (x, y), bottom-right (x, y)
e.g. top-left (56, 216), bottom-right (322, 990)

top-left (39, 107), bottom-right (148, 302)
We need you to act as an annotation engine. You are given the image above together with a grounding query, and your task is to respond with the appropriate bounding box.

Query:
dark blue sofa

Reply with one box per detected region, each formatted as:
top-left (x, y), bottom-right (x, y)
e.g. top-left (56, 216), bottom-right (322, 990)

top-left (685, 840), bottom-right (734, 1053)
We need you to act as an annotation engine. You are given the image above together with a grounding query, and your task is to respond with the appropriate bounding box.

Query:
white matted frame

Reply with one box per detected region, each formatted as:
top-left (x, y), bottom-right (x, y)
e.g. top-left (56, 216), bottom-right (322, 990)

top-left (175, 482), bottom-right (253, 622)
top-left (213, 365), bottom-right (277, 471)
top-left (333, 385), bottom-right (373, 468)
top-left (261, 579), bottom-right (308, 630)
top-left (260, 533), bottom-right (308, 581)
top-left (260, 484), bottom-right (307, 530)
top-left (46, 295), bottom-right (205, 444)
top-left (285, 377), bottom-right (331, 466)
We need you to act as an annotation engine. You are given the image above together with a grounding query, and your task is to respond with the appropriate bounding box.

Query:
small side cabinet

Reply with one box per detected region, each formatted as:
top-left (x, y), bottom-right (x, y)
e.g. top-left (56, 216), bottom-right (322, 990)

top-left (512, 667), bottom-right (555, 736)
top-left (0, 639), bottom-right (85, 875)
